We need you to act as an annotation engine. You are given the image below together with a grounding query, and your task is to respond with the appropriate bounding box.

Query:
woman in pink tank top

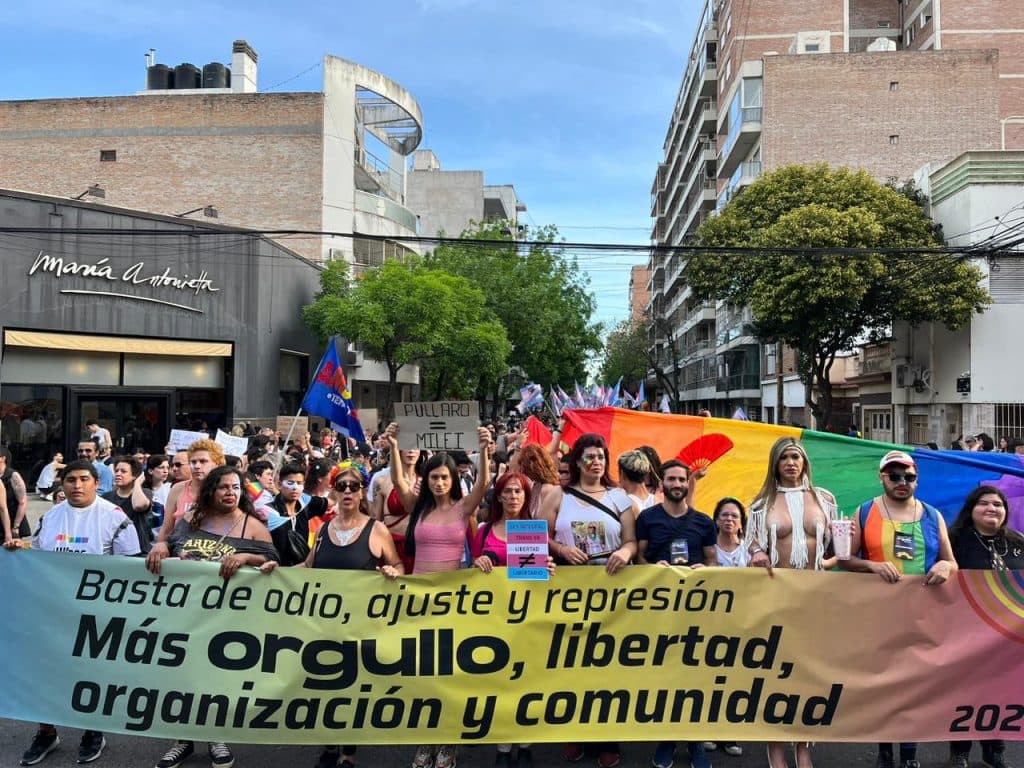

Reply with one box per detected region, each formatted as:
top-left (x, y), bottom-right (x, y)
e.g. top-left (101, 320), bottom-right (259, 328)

top-left (385, 423), bottom-right (492, 768)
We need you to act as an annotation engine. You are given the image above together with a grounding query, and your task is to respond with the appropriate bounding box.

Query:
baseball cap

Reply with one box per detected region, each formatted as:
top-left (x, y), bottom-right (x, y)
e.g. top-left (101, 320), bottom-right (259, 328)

top-left (879, 450), bottom-right (916, 471)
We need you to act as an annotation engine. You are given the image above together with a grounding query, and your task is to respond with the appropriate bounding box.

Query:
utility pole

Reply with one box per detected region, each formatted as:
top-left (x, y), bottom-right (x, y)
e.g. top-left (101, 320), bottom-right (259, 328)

top-left (775, 341), bottom-right (784, 424)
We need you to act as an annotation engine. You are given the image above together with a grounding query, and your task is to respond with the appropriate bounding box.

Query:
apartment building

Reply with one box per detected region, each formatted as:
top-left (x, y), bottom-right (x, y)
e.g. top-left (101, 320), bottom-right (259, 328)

top-left (649, 0), bottom-right (1018, 421)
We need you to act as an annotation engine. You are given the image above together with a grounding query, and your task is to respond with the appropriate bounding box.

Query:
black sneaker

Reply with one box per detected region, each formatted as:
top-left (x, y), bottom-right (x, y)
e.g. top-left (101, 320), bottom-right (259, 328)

top-left (157, 741), bottom-right (195, 768)
top-left (77, 731), bottom-right (106, 764)
top-left (950, 756), bottom-right (969, 768)
top-left (902, 761), bottom-right (921, 768)
top-left (316, 749), bottom-right (340, 768)
top-left (21, 729), bottom-right (60, 766)
top-left (517, 748), bottom-right (534, 768)
top-left (208, 743), bottom-right (234, 768)
top-left (983, 752), bottom-right (1010, 768)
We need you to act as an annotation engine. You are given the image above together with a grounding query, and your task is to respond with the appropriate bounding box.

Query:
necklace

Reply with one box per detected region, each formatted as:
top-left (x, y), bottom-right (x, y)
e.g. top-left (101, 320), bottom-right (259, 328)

top-left (880, 496), bottom-right (921, 528)
top-left (331, 518), bottom-right (365, 546)
top-left (972, 528), bottom-right (1008, 571)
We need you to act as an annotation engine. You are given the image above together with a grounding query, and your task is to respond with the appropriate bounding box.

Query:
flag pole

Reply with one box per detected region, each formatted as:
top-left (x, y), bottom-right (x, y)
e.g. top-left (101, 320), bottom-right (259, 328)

top-left (275, 407), bottom-right (303, 471)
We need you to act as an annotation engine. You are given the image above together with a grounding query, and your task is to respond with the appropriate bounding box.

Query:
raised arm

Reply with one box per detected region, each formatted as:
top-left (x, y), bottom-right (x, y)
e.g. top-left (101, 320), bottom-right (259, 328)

top-left (461, 428), bottom-right (493, 515)
top-left (385, 424), bottom-right (418, 513)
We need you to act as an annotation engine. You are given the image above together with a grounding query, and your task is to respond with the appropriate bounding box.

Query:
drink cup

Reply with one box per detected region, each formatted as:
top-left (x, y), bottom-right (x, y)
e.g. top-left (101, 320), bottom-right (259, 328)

top-left (831, 518), bottom-right (853, 560)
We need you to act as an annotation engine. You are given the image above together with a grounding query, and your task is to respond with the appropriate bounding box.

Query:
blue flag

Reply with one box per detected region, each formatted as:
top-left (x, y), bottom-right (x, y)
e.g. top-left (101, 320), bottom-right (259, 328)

top-left (300, 340), bottom-right (366, 442)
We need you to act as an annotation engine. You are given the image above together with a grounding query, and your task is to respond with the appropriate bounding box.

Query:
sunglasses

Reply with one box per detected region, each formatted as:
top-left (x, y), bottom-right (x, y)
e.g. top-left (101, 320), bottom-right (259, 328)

top-left (334, 481), bottom-right (363, 493)
top-left (886, 472), bottom-right (917, 483)
top-left (172, 462), bottom-right (187, 468)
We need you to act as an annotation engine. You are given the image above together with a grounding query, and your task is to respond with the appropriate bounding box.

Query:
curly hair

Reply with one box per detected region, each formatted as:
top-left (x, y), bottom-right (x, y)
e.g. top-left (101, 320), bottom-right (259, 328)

top-left (188, 438), bottom-right (225, 467)
top-left (190, 466), bottom-right (257, 531)
top-left (517, 443), bottom-right (558, 485)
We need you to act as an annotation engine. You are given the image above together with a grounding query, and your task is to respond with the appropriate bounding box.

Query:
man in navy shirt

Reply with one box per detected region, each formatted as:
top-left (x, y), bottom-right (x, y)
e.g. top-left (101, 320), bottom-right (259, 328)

top-left (637, 459), bottom-right (717, 566)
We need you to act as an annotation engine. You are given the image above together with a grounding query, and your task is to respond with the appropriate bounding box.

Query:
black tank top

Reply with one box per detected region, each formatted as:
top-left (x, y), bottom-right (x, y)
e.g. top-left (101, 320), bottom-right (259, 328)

top-left (312, 517), bottom-right (380, 571)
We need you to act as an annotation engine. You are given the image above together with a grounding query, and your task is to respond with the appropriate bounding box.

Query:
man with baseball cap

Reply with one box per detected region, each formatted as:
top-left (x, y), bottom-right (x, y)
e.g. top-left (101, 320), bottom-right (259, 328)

top-left (840, 449), bottom-right (957, 768)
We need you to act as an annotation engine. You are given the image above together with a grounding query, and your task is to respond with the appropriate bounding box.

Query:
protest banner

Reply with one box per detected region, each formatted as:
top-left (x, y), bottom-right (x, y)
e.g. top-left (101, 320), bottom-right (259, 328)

top-left (1, 552), bottom-right (1022, 745)
top-left (215, 429), bottom-right (249, 458)
top-left (395, 401), bottom-right (478, 451)
top-left (167, 429), bottom-right (209, 453)
top-left (560, 408), bottom-right (1024, 527)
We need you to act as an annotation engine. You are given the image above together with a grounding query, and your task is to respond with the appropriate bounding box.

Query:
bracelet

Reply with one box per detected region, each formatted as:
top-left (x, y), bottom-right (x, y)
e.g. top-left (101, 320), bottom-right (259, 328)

top-left (750, 546), bottom-right (764, 555)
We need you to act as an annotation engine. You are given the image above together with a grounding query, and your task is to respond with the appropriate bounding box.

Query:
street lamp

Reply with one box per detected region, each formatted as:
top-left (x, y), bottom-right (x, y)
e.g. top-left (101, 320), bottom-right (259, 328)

top-left (176, 206), bottom-right (219, 219)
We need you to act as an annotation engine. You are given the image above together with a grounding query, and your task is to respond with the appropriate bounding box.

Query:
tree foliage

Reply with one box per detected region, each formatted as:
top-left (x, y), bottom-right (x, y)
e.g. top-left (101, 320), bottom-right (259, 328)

top-left (303, 258), bottom-right (511, 419)
top-left (690, 164), bottom-right (990, 426)
top-left (425, 221), bottom-right (602, 416)
top-left (599, 319), bottom-right (649, 386)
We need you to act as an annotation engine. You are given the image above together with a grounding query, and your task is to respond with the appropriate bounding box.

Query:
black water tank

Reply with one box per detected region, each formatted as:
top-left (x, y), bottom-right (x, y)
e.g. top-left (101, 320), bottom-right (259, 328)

top-left (173, 63), bottom-right (200, 89)
top-left (202, 62), bottom-right (228, 89)
top-left (147, 64), bottom-right (172, 90)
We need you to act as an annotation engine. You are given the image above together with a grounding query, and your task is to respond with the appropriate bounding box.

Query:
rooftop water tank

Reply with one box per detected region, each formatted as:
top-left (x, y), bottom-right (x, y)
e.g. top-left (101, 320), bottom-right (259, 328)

top-left (147, 64), bottom-right (173, 90)
top-left (202, 62), bottom-right (229, 89)
top-left (173, 63), bottom-right (201, 89)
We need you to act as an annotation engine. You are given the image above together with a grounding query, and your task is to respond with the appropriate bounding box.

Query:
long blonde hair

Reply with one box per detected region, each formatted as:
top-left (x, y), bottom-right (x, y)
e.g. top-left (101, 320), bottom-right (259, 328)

top-left (751, 437), bottom-right (812, 511)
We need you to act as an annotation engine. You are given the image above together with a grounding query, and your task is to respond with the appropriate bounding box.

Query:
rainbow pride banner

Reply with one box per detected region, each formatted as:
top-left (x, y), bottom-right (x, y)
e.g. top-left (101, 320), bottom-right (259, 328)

top-left (1, 551), bottom-right (1022, 744)
top-left (561, 408), bottom-right (1024, 527)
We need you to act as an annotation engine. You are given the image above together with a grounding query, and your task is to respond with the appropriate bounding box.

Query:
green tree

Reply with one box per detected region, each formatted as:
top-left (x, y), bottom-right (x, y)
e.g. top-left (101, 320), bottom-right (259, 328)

top-left (425, 221), bottom-right (602, 417)
top-left (599, 319), bottom-right (649, 395)
top-left (303, 258), bottom-right (510, 419)
top-left (689, 164), bottom-right (990, 427)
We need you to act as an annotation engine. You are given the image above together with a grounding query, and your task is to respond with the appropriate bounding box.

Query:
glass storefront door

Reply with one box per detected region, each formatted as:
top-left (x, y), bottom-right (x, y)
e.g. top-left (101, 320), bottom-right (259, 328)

top-left (71, 391), bottom-right (171, 456)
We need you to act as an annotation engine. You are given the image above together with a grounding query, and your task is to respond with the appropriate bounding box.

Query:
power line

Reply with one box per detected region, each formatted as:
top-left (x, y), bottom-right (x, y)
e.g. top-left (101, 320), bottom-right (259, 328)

top-left (2, 226), bottom-right (1019, 259)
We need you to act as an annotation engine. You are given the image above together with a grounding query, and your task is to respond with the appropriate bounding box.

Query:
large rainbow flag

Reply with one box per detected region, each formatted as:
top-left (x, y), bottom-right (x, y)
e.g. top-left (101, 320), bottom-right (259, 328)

top-left (559, 408), bottom-right (1024, 527)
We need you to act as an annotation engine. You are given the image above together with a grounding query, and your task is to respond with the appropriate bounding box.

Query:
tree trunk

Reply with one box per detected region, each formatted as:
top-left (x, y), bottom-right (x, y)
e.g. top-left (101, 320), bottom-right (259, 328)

top-left (384, 362), bottom-right (400, 422)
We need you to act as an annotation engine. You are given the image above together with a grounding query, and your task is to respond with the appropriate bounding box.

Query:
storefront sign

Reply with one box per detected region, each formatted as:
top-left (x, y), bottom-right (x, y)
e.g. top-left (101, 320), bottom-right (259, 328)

top-left (28, 251), bottom-right (219, 313)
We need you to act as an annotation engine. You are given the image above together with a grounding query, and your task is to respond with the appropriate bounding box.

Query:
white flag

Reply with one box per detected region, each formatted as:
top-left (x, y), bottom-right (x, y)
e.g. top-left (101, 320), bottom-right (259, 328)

top-left (659, 393), bottom-right (671, 413)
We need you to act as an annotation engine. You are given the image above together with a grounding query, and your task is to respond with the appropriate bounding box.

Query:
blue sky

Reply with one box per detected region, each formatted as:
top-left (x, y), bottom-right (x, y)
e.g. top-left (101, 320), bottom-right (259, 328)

top-left (0, 0), bottom-right (698, 330)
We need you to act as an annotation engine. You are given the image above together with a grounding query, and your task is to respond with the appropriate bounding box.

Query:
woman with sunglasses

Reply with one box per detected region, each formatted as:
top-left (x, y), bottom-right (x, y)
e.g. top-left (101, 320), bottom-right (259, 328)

top-left (385, 423), bottom-right (491, 768)
top-left (540, 433), bottom-right (637, 768)
top-left (304, 461), bottom-right (403, 768)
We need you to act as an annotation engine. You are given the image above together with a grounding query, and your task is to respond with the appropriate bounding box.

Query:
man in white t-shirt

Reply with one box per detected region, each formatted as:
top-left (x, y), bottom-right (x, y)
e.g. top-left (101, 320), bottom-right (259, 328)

top-left (4, 460), bottom-right (140, 765)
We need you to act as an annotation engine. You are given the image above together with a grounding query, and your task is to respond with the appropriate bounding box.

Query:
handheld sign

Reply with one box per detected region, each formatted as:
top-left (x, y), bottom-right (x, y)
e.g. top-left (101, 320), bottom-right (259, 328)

top-left (215, 429), bottom-right (249, 459)
top-left (506, 519), bottom-right (550, 581)
top-left (167, 429), bottom-right (209, 453)
top-left (395, 401), bottom-right (478, 451)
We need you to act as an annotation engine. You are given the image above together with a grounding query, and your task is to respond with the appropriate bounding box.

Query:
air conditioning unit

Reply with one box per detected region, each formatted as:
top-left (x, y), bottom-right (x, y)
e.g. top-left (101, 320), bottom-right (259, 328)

top-left (344, 349), bottom-right (364, 367)
top-left (896, 364), bottom-right (912, 388)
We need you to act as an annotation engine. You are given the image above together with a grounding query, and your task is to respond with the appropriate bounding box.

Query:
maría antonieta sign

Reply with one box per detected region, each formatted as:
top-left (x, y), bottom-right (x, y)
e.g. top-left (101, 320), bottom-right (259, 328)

top-left (28, 251), bottom-right (219, 313)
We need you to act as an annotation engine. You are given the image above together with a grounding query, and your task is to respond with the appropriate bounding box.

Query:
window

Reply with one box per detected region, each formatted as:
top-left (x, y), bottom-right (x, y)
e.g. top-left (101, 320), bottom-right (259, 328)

top-left (889, 134), bottom-right (900, 145)
top-left (805, 44), bottom-right (820, 53)
top-left (100, 150), bottom-right (116, 162)
top-left (890, 81), bottom-right (899, 91)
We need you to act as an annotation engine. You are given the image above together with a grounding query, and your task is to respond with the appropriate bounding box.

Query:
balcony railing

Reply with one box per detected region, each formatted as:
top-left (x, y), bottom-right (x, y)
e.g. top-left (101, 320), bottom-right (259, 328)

top-left (716, 373), bottom-right (762, 392)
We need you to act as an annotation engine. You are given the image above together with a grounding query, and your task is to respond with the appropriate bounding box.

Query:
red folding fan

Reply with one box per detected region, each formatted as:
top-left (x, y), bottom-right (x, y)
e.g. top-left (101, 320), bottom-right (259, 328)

top-left (675, 433), bottom-right (735, 472)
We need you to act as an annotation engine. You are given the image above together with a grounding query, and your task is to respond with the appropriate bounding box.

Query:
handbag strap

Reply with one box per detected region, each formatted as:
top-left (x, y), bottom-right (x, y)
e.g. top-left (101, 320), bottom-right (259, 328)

top-left (564, 486), bottom-right (621, 523)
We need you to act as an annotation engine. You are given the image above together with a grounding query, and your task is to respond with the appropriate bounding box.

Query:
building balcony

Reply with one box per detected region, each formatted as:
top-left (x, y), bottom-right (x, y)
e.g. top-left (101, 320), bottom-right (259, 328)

top-left (700, 60), bottom-right (718, 98)
top-left (700, 101), bottom-right (718, 134)
top-left (680, 304), bottom-right (716, 335)
top-left (354, 189), bottom-right (418, 233)
top-left (718, 107), bottom-right (763, 178)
